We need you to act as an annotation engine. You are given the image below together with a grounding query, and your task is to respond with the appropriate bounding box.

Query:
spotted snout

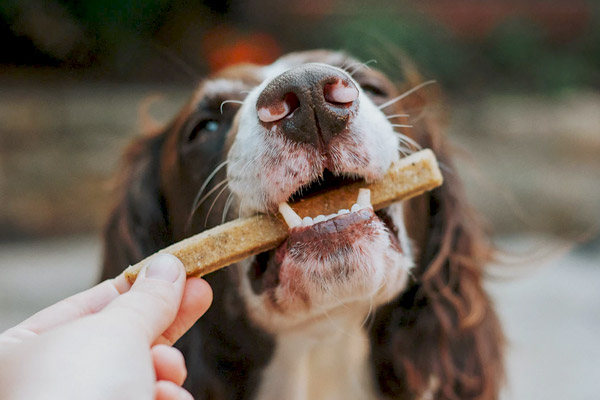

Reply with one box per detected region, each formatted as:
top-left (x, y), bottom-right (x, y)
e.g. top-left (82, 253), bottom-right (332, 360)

top-left (228, 57), bottom-right (399, 216)
top-left (256, 64), bottom-right (359, 148)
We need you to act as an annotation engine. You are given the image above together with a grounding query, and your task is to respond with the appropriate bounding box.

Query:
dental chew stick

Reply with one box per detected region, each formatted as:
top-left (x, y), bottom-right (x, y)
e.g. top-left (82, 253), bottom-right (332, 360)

top-left (124, 149), bottom-right (443, 283)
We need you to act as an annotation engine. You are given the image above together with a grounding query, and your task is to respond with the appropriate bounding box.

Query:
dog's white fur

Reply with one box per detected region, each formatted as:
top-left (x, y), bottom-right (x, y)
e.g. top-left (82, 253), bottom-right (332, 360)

top-left (255, 306), bottom-right (377, 400)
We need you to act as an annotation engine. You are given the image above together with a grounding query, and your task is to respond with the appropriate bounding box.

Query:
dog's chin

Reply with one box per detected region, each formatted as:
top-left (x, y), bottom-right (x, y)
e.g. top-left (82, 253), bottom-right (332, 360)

top-left (242, 204), bottom-right (412, 333)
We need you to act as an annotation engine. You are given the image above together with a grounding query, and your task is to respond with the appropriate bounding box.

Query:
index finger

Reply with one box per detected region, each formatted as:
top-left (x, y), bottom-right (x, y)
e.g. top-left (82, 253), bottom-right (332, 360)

top-left (97, 254), bottom-right (187, 344)
top-left (153, 277), bottom-right (212, 346)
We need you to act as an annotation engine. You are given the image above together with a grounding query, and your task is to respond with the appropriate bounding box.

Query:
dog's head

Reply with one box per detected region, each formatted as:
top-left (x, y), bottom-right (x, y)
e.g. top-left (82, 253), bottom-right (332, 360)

top-left (102, 50), bottom-right (503, 400)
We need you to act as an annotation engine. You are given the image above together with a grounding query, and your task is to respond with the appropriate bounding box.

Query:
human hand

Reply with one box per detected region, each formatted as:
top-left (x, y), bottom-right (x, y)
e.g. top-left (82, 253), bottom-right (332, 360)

top-left (0, 254), bottom-right (212, 400)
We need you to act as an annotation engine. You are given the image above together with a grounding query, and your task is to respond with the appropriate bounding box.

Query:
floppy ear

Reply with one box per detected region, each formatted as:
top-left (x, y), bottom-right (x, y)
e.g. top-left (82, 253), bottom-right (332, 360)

top-left (100, 131), bottom-right (172, 280)
top-left (369, 96), bottom-right (504, 398)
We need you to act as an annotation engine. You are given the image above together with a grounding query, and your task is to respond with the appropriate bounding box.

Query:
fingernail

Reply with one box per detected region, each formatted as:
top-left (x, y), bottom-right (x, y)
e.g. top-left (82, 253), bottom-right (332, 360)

top-left (144, 254), bottom-right (181, 283)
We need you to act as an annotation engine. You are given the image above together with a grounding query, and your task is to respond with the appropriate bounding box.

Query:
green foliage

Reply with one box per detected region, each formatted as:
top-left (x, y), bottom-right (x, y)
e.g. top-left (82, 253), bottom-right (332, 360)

top-left (330, 13), bottom-right (598, 94)
top-left (62, 0), bottom-right (171, 32)
top-left (484, 18), bottom-right (546, 73)
top-left (330, 13), bottom-right (469, 88)
top-left (484, 18), bottom-right (595, 93)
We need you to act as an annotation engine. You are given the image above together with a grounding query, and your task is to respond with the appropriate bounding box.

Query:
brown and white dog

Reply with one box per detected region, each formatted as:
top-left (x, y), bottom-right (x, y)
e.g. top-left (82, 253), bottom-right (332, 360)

top-left (101, 50), bottom-right (503, 400)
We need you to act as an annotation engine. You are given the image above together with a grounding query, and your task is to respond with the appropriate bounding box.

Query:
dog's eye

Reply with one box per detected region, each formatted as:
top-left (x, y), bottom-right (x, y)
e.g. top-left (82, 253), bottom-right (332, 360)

top-left (188, 119), bottom-right (220, 142)
top-left (361, 84), bottom-right (387, 97)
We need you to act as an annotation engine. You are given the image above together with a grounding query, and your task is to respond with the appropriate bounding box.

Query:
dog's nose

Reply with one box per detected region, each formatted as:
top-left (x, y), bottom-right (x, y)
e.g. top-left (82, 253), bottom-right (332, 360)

top-left (256, 64), bottom-right (359, 147)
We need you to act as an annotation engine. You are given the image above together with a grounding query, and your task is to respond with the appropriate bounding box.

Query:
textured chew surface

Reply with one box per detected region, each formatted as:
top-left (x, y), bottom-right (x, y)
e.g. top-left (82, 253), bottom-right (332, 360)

top-left (124, 149), bottom-right (443, 283)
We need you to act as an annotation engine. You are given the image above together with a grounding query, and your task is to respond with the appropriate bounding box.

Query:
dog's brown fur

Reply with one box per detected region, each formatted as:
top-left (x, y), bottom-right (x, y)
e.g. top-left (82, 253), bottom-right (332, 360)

top-left (101, 51), bottom-right (503, 400)
top-left (370, 83), bottom-right (504, 399)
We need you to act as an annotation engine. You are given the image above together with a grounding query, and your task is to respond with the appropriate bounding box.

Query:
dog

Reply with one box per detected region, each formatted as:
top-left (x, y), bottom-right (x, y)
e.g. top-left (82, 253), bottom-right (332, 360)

top-left (101, 50), bottom-right (503, 400)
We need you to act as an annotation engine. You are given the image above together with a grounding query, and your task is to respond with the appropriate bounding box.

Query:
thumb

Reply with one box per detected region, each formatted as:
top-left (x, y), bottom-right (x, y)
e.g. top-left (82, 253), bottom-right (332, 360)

top-left (99, 254), bottom-right (187, 344)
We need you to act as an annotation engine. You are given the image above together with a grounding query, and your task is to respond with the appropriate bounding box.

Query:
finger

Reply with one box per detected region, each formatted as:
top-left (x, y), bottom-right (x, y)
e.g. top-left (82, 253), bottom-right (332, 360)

top-left (155, 380), bottom-right (194, 400)
top-left (99, 254), bottom-right (186, 344)
top-left (0, 273), bottom-right (130, 343)
top-left (152, 345), bottom-right (187, 386)
top-left (154, 278), bottom-right (212, 346)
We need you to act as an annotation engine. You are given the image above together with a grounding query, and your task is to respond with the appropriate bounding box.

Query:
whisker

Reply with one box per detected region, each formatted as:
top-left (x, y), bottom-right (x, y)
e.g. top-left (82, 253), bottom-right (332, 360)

top-left (348, 59), bottom-right (377, 76)
top-left (378, 80), bottom-right (437, 110)
top-left (316, 289), bottom-right (364, 340)
top-left (188, 160), bottom-right (229, 222)
top-left (386, 113), bottom-right (410, 119)
top-left (320, 308), bottom-right (352, 337)
top-left (238, 187), bottom-right (248, 220)
top-left (186, 178), bottom-right (230, 232)
top-left (340, 59), bottom-right (353, 72)
top-left (220, 100), bottom-right (244, 114)
top-left (397, 146), bottom-right (415, 156)
top-left (222, 191), bottom-right (235, 224)
top-left (236, 154), bottom-right (264, 219)
top-left (393, 131), bottom-right (423, 150)
top-left (192, 178), bottom-right (229, 217)
top-left (205, 182), bottom-right (230, 227)
top-left (362, 275), bottom-right (389, 330)
top-left (437, 161), bottom-right (454, 175)
top-left (390, 123), bottom-right (414, 128)
top-left (360, 300), bottom-right (374, 329)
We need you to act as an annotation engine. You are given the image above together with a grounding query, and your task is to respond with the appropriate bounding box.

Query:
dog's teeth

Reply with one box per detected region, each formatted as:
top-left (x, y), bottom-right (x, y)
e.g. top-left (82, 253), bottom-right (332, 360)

top-left (356, 188), bottom-right (372, 208)
top-left (278, 203), bottom-right (303, 228)
top-left (314, 215), bottom-right (326, 223)
top-left (281, 191), bottom-right (372, 229)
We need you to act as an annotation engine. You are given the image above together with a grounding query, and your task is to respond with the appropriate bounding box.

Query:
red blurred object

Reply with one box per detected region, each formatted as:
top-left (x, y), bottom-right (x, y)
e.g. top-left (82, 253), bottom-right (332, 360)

top-left (203, 26), bottom-right (281, 72)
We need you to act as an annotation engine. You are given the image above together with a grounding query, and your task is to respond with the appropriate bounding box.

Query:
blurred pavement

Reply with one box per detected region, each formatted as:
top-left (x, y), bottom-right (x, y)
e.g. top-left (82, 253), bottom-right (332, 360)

top-left (0, 236), bottom-right (100, 330)
top-left (1, 234), bottom-right (599, 399)
top-left (486, 237), bottom-right (600, 400)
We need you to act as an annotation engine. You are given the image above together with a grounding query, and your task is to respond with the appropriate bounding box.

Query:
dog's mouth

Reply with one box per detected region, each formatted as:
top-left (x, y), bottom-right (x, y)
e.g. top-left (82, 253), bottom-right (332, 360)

top-left (248, 170), bottom-right (403, 296)
top-left (287, 169), bottom-right (362, 203)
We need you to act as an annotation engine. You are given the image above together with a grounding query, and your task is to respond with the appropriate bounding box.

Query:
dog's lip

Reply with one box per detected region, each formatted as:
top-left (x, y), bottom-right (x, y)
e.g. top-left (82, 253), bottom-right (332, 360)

top-left (286, 207), bottom-right (376, 242)
top-left (249, 204), bottom-right (402, 294)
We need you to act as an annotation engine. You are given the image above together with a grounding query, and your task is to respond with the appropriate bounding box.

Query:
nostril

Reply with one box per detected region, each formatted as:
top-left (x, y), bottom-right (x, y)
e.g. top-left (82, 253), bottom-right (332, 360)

top-left (324, 79), bottom-right (358, 104)
top-left (283, 93), bottom-right (300, 117)
top-left (257, 92), bottom-right (300, 123)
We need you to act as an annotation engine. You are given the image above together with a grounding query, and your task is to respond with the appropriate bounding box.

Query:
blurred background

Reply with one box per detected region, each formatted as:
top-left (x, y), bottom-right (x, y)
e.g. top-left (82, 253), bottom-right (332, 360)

top-left (1, 0), bottom-right (599, 398)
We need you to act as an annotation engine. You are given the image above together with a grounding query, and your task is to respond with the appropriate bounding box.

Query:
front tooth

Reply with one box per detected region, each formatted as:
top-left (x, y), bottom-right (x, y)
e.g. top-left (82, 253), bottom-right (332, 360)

top-left (278, 203), bottom-right (303, 228)
top-left (351, 204), bottom-right (361, 212)
top-left (356, 188), bottom-right (372, 208)
top-left (338, 209), bottom-right (349, 214)
top-left (314, 215), bottom-right (326, 223)
top-left (326, 213), bottom-right (337, 220)
top-left (302, 216), bottom-right (314, 226)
